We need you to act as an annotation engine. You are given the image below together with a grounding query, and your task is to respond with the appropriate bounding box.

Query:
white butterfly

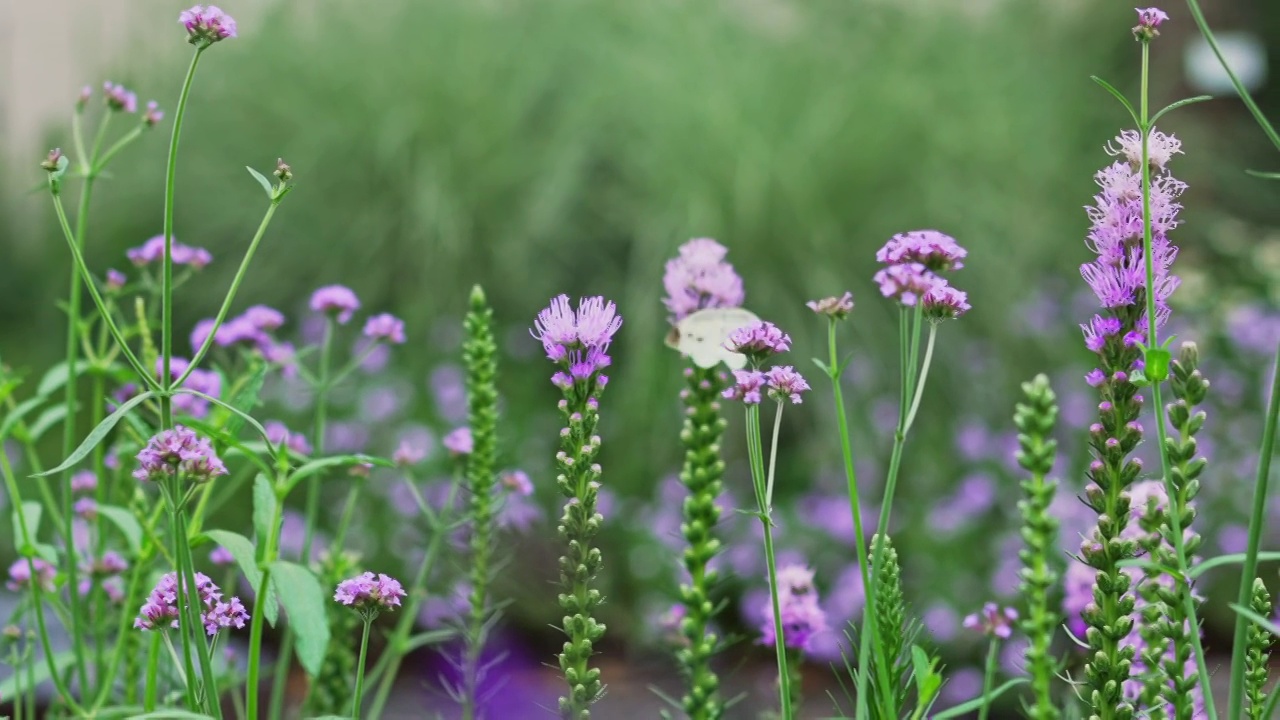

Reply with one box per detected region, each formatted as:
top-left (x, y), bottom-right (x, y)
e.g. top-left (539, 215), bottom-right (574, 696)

top-left (665, 307), bottom-right (760, 370)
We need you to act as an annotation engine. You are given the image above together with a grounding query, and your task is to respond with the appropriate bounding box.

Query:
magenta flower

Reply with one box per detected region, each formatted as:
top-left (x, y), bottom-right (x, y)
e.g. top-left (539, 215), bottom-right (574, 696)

top-left (209, 546), bottom-right (235, 566)
top-left (180, 5), bottom-right (237, 44)
top-left (759, 565), bottom-right (828, 652)
top-left (392, 437), bottom-right (429, 467)
top-left (875, 230), bottom-right (967, 272)
top-left (77, 85), bottom-right (92, 110)
top-left (1134, 7), bottom-right (1169, 39)
top-left (443, 427), bottom-right (473, 456)
top-left (775, 564), bottom-right (817, 601)
top-left (874, 262), bottom-right (940, 307)
top-left (7, 558), bottom-right (56, 592)
top-left (103, 82), bottom-right (137, 113)
top-left (334, 572), bottom-right (406, 615)
top-left (310, 285), bottom-right (361, 324)
top-left (921, 282), bottom-right (972, 322)
top-left (806, 292), bottom-right (855, 320)
top-left (725, 321), bottom-right (791, 362)
top-left (143, 101), bottom-right (164, 127)
top-left (105, 269), bottom-right (127, 291)
top-left (363, 313), bottom-right (406, 344)
top-left (84, 551), bottom-right (129, 578)
top-left (531, 294), bottom-right (622, 382)
top-left (264, 421), bottom-right (312, 456)
top-left (134, 572), bottom-right (249, 634)
top-left (963, 602), bottom-right (1018, 639)
top-left (133, 426), bottom-right (228, 484)
top-left (243, 305), bottom-right (286, 331)
top-left (126, 235), bottom-right (212, 269)
top-left (74, 497), bottom-right (98, 520)
top-left (661, 238), bottom-right (745, 323)
top-left (71, 470), bottom-right (98, 494)
top-left (722, 369), bottom-right (767, 405)
top-left (501, 469), bottom-right (534, 496)
top-left (765, 366), bottom-right (810, 404)
top-left (158, 357), bottom-right (222, 419)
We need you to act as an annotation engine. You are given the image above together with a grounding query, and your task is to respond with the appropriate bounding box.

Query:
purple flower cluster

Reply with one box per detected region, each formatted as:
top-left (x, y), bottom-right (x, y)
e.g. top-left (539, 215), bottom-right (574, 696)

top-left (191, 305), bottom-right (291, 364)
top-left (6, 558), bottom-right (56, 592)
top-left (962, 602), bottom-right (1018, 639)
top-left (759, 564), bottom-right (828, 652)
top-left (724, 321), bottom-right (791, 361)
top-left (334, 572), bottom-right (406, 614)
top-left (532, 295), bottom-right (622, 385)
top-left (1079, 129), bottom-right (1184, 346)
top-left (71, 470), bottom-right (97, 494)
top-left (143, 101), bottom-right (165, 127)
top-left (126, 235), bottom-right (212, 269)
top-left (310, 285), bottom-right (361, 324)
top-left (209, 546), bottom-right (235, 566)
top-left (157, 357), bottom-right (222, 419)
top-left (873, 230), bottom-right (970, 320)
top-left (134, 572), bottom-right (249, 635)
top-left (264, 421), bottom-right (313, 456)
top-left (661, 238), bottom-right (745, 323)
top-left (723, 366), bottom-right (810, 405)
top-left (132, 426), bottom-right (228, 485)
top-left (363, 313), bottom-right (406, 344)
top-left (443, 427), bottom-right (473, 456)
top-left (180, 5), bottom-right (237, 44)
top-left (103, 82), bottom-right (137, 113)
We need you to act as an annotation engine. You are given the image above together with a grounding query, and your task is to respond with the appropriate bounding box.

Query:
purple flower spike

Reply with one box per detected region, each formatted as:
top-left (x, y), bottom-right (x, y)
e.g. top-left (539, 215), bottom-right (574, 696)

top-left (962, 602), bottom-right (1019, 639)
top-left (725, 321), bottom-right (791, 361)
top-left (443, 427), bottom-right (473, 456)
top-left (334, 572), bottom-right (407, 616)
top-left (363, 313), bottom-right (406, 344)
top-left (765, 366), bottom-right (810, 404)
top-left (310, 285), bottom-right (361, 324)
top-left (874, 263), bottom-right (941, 307)
top-left (180, 5), bottom-right (237, 44)
top-left (806, 292), bottom-right (855, 320)
top-left (662, 238), bottom-right (745, 323)
top-left (132, 426), bottom-right (228, 485)
top-left (875, 230), bottom-right (967, 272)
top-left (531, 294), bottom-right (623, 384)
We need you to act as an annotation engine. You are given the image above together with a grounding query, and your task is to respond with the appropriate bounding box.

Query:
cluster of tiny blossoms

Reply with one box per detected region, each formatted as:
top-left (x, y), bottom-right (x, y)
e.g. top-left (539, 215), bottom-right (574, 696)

top-left (963, 602), bottom-right (1018, 639)
top-left (759, 565), bottom-right (828, 652)
top-left (132, 425), bottom-right (228, 485)
top-left (134, 572), bottom-right (249, 635)
top-left (723, 322), bottom-right (810, 404)
top-left (334, 572), bottom-right (406, 617)
top-left (126, 235), bottom-right (213, 269)
top-left (873, 230), bottom-right (970, 320)
top-left (533, 294), bottom-right (622, 389)
top-left (662, 237), bottom-right (745, 321)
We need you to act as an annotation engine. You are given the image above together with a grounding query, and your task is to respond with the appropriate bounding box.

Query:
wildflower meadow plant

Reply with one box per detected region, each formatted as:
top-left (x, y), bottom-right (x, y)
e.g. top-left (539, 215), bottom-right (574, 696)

top-left (6, 4), bottom-right (1280, 720)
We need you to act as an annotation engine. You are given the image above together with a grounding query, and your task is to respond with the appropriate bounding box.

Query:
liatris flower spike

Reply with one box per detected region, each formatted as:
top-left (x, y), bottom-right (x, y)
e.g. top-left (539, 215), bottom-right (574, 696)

top-left (180, 5), bottom-right (237, 45)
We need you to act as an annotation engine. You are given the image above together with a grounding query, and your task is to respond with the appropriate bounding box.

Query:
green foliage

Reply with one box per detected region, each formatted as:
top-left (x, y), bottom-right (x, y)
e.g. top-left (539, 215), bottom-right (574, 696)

top-left (306, 550), bottom-right (365, 717)
top-left (269, 559), bottom-right (332, 678)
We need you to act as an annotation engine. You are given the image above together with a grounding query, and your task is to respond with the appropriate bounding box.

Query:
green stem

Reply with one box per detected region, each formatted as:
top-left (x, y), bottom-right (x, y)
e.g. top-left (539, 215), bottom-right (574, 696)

top-left (1183, 0), bottom-right (1280, 153)
top-left (745, 404), bottom-right (792, 720)
top-left (763, 401), bottom-right (784, 507)
top-left (825, 319), bottom-right (878, 720)
top-left (245, 566), bottom-right (274, 720)
top-left (977, 639), bottom-right (999, 720)
top-left (902, 325), bottom-right (937, 434)
top-left (167, 486), bottom-right (201, 710)
top-left (177, 506), bottom-right (223, 718)
top-left (1138, 41), bottom-right (1217, 720)
top-left (145, 632), bottom-right (161, 711)
top-left (351, 619), bottom-right (373, 720)
top-left (94, 125), bottom-right (144, 171)
top-left (1228, 345), bottom-right (1280, 719)
top-left (329, 478), bottom-right (364, 552)
top-left (174, 203), bottom-right (281, 389)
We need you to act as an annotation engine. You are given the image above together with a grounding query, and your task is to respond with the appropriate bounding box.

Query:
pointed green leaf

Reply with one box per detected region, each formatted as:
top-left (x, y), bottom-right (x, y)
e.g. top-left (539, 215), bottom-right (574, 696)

top-left (930, 678), bottom-right (1029, 719)
top-left (34, 390), bottom-right (156, 477)
top-left (1188, 551), bottom-right (1280, 579)
top-left (281, 454), bottom-right (393, 495)
top-left (12, 501), bottom-right (42, 553)
top-left (269, 560), bottom-right (330, 676)
top-left (0, 396), bottom-right (45, 441)
top-left (246, 166), bottom-right (274, 197)
top-left (1089, 76), bottom-right (1141, 127)
top-left (204, 529), bottom-right (278, 626)
top-left (36, 360), bottom-right (87, 397)
top-left (172, 389), bottom-right (275, 461)
top-left (0, 650), bottom-right (74, 700)
top-left (223, 361), bottom-right (268, 438)
top-left (402, 629), bottom-right (456, 654)
top-left (253, 474), bottom-right (278, 550)
top-left (97, 505), bottom-right (144, 556)
top-left (121, 710), bottom-right (218, 720)
top-left (26, 404), bottom-right (71, 443)
top-left (1245, 169), bottom-right (1280, 180)
top-left (812, 358), bottom-right (831, 375)
top-left (1150, 95), bottom-right (1213, 126)
top-left (1230, 603), bottom-right (1280, 637)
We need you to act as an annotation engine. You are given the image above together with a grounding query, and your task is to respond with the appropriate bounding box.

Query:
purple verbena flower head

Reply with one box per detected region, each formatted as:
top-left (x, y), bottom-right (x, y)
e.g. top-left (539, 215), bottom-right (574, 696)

top-left (180, 5), bottom-right (237, 44)
top-left (722, 369), bottom-right (766, 405)
top-left (392, 436), bottom-right (429, 467)
top-left (759, 568), bottom-right (828, 653)
top-left (126, 235), bottom-right (212, 269)
top-left (143, 101), bottom-right (164, 127)
top-left (132, 425), bottom-right (228, 485)
top-left (77, 85), bottom-right (92, 110)
top-left (806, 292), bottom-right (855, 320)
top-left (363, 313), bottom-right (406, 344)
top-left (775, 564), bottom-right (816, 600)
top-left (662, 238), bottom-right (745, 323)
top-left (874, 263), bottom-right (940, 307)
top-left (310, 285), bottom-right (361, 324)
top-left (159, 357), bottom-right (222, 419)
top-left (243, 305), bottom-right (285, 331)
top-left (209, 546), bottom-right (235, 566)
top-left (103, 82), bottom-right (137, 113)
top-left (264, 421), bottom-right (312, 456)
top-left (7, 558), bottom-right (56, 592)
top-left (500, 469), bottom-right (534, 496)
top-left (1133, 7), bottom-right (1169, 39)
top-left (765, 366), bottom-right (810, 404)
top-left (105, 269), bottom-right (127, 291)
top-left (71, 470), bottom-right (98, 494)
top-left (134, 572), bottom-right (248, 634)
top-left (85, 551), bottom-right (129, 578)
top-left (724, 321), bottom-right (790, 364)
top-left (334, 572), bottom-right (406, 616)
top-left (443, 427), bottom-right (473, 456)
top-left (74, 497), bottom-right (98, 520)
top-left (876, 230), bottom-right (967, 272)
top-left (962, 602), bottom-right (1019, 639)
top-left (922, 281), bottom-right (971, 322)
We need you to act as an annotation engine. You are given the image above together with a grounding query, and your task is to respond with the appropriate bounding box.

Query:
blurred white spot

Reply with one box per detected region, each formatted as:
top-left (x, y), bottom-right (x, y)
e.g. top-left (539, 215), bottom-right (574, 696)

top-left (1184, 32), bottom-right (1267, 94)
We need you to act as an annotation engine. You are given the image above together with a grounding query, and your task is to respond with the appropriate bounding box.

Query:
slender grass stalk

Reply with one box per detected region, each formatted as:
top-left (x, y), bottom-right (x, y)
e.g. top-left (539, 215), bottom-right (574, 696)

top-left (145, 632), bottom-right (161, 711)
top-left (247, 477), bottom-right (285, 720)
top-left (977, 639), bottom-right (999, 720)
top-left (1182, 0), bottom-right (1280, 154)
top-left (1136, 41), bottom-right (1216, 720)
top-left (351, 619), bottom-right (374, 719)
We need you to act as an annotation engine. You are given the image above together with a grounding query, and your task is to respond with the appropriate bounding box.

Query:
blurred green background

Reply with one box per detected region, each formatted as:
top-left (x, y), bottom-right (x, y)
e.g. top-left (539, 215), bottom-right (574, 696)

top-left (3, 0), bottom-right (1279, 715)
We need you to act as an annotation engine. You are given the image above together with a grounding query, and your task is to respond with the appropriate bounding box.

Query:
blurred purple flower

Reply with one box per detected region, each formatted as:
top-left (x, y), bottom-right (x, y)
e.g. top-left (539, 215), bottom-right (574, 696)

top-left (443, 427), bottom-right (473, 456)
top-left (363, 313), bottom-right (406, 344)
top-left (126, 235), bottom-right (211, 269)
top-left (310, 285), bottom-right (361, 324)
top-left (662, 238), bottom-right (744, 323)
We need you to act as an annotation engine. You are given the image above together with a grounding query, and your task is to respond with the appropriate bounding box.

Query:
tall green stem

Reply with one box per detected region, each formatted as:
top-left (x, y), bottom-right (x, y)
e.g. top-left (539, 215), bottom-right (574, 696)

top-left (977, 639), bottom-right (999, 720)
top-left (351, 619), bottom-right (373, 720)
top-left (1183, 0), bottom-right (1280, 154)
top-left (247, 482), bottom-right (284, 720)
top-left (1137, 41), bottom-right (1217, 720)
top-left (745, 404), bottom-right (792, 720)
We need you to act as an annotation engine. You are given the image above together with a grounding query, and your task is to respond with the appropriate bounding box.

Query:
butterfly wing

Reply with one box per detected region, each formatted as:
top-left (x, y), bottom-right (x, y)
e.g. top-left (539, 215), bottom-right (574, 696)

top-left (670, 308), bottom-right (760, 369)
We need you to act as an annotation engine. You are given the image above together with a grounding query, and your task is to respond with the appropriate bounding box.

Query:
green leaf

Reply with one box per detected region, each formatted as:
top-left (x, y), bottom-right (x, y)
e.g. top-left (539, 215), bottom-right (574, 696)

top-left (26, 405), bottom-right (70, 443)
top-left (120, 710), bottom-right (219, 720)
top-left (181, 418), bottom-right (274, 478)
top-left (282, 454), bottom-right (393, 495)
top-left (930, 678), bottom-right (1029, 719)
top-left (1089, 76), bottom-right (1141, 127)
top-left (172, 390), bottom-right (275, 461)
top-left (223, 362), bottom-right (268, 438)
top-left (97, 505), bottom-right (145, 555)
top-left (0, 396), bottom-right (45, 441)
top-left (1230, 603), bottom-right (1280, 637)
top-left (13, 501), bottom-right (42, 550)
top-left (36, 360), bottom-right (86, 397)
top-left (204, 529), bottom-right (278, 626)
top-left (812, 358), bottom-right (831, 375)
top-left (246, 166), bottom-right (274, 198)
top-left (402, 629), bottom-right (456, 654)
top-left (34, 390), bottom-right (157, 477)
top-left (253, 474), bottom-right (278, 550)
top-left (0, 650), bottom-right (74, 700)
top-left (270, 560), bottom-right (330, 676)
top-left (1245, 169), bottom-right (1280, 180)
top-left (1150, 95), bottom-right (1213, 125)
top-left (1188, 551), bottom-right (1280, 578)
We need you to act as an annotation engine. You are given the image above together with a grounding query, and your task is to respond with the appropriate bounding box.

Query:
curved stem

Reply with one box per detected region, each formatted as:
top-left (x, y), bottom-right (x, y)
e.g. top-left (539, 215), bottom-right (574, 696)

top-left (245, 565), bottom-right (274, 720)
top-left (902, 324), bottom-right (938, 434)
top-left (764, 401), bottom-right (784, 507)
top-left (1183, 0), bottom-right (1280, 153)
top-left (94, 125), bottom-right (144, 171)
top-left (1138, 40), bottom-right (1218, 720)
